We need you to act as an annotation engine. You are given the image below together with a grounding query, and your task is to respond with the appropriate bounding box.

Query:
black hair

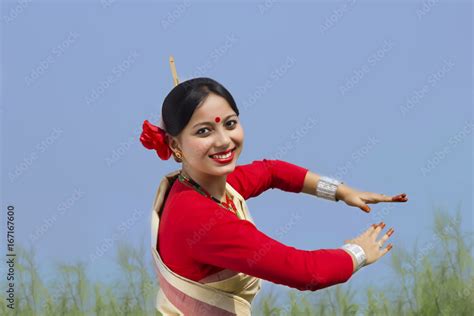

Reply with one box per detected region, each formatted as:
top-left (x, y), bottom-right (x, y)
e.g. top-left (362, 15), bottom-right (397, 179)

top-left (162, 77), bottom-right (240, 137)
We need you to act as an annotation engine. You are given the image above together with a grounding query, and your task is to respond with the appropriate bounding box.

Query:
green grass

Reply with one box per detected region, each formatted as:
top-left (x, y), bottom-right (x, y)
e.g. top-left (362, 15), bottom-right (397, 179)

top-left (2, 208), bottom-right (472, 315)
top-left (253, 207), bottom-right (474, 315)
top-left (1, 243), bottom-right (159, 316)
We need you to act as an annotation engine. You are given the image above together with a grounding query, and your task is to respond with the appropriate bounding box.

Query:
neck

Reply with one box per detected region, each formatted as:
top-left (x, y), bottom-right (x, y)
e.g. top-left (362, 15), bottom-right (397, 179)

top-left (181, 165), bottom-right (228, 202)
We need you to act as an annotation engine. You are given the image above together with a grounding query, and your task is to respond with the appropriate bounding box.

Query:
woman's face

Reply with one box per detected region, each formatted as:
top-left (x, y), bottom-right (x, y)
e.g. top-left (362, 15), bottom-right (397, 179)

top-left (172, 93), bottom-right (244, 177)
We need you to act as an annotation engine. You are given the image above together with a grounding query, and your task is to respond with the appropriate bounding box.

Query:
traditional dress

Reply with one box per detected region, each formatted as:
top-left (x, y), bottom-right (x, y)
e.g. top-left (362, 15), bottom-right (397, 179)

top-left (150, 159), bottom-right (354, 315)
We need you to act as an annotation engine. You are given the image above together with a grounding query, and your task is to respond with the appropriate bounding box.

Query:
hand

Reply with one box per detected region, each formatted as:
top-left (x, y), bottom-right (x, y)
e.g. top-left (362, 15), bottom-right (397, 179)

top-left (344, 222), bottom-right (394, 268)
top-left (337, 185), bottom-right (408, 213)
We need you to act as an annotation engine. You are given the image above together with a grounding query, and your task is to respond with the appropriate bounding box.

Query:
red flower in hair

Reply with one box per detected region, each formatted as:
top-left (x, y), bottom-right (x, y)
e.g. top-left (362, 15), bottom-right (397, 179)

top-left (140, 120), bottom-right (172, 160)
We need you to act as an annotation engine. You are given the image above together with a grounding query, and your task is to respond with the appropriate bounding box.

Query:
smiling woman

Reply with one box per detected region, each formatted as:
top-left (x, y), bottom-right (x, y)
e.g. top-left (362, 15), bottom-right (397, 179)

top-left (140, 74), bottom-right (407, 315)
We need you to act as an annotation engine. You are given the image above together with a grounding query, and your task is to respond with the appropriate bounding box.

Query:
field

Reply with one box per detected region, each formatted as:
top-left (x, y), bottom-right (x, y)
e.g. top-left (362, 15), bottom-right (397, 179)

top-left (2, 208), bottom-right (472, 316)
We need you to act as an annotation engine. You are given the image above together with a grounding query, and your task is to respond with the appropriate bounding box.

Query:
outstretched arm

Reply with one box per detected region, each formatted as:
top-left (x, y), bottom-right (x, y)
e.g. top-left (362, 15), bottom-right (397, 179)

top-left (227, 159), bottom-right (309, 200)
top-left (181, 195), bottom-right (356, 291)
top-left (228, 159), bottom-right (408, 211)
top-left (301, 171), bottom-right (409, 212)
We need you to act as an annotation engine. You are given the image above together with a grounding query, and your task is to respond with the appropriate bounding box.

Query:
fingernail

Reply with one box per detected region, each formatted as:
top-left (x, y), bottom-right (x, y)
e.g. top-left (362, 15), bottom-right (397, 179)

top-left (381, 223), bottom-right (386, 229)
top-left (387, 244), bottom-right (393, 251)
top-left (387, 228), bottom-right (394, 236)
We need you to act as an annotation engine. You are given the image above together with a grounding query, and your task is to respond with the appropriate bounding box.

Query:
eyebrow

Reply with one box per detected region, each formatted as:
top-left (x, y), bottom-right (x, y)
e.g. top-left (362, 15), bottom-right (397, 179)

top-left (192, 114), bottom-right (238, 128)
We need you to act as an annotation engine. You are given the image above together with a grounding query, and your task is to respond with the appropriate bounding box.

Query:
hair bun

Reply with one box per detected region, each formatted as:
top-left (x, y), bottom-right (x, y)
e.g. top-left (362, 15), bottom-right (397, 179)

top-left (140, 120), bottom-right (172, 160)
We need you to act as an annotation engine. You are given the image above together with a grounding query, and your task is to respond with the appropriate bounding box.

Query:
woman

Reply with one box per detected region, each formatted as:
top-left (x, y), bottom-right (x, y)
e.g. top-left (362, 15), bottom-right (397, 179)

top-left (140, 77), bottom-right (408, 315)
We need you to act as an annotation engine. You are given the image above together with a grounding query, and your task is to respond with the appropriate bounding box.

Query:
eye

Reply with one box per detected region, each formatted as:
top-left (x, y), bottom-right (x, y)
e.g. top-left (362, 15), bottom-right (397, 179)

top-left (196, 120), bottom-right (237, 136)
top-left (226, 120), bottom-right (238, 128)
top-left (196, 127), bottom-right (210, 135)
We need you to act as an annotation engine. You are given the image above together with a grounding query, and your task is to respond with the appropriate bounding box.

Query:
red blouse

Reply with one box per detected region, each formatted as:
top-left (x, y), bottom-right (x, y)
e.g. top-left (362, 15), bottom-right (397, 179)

top-left (157, 159), bottom-right (354, 291)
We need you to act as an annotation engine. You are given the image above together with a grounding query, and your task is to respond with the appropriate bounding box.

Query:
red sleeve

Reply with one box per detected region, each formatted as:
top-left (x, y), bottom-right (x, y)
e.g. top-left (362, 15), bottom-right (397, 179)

top-left (227, 159), bottom-right (309, 200)
top-left (180, 195), bottom-right (354, 292)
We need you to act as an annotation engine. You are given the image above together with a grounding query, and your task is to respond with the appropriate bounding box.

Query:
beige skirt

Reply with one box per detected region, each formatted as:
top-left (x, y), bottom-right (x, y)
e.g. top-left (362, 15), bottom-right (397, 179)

top-left (150, 170), bottom-right (262, 315)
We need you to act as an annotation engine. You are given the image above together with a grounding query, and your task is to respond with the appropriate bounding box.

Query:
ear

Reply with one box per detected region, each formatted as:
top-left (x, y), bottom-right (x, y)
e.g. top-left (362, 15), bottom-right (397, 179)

top-left (167, 135), bottom-right (180, 152)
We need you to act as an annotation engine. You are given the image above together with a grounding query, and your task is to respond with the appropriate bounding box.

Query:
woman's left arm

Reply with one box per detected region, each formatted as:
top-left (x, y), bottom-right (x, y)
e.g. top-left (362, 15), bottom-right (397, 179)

top-left (301, 170), bottom-right (408, 213)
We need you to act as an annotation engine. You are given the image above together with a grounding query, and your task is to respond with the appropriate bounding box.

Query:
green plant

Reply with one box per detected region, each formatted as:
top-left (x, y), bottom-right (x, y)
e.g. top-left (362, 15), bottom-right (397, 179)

top-left (2, 208), bottom-right (472, 315)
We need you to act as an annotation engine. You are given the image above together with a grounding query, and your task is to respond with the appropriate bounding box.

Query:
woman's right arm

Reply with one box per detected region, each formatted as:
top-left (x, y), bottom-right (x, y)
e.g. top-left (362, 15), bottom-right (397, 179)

top-left (179, 196), bottom-right (356, 291)
top-left (226, 159), bottom-right (309, 200)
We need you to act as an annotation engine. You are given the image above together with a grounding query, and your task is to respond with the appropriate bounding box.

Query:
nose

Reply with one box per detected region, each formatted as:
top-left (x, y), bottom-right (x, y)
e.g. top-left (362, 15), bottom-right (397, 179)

top-left (214, 126), bottom-right (232, 148)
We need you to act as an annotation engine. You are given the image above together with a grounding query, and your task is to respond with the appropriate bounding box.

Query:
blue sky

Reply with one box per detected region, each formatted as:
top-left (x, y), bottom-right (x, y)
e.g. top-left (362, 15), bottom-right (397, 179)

top-left (1, 0), bottom-right (472, 307)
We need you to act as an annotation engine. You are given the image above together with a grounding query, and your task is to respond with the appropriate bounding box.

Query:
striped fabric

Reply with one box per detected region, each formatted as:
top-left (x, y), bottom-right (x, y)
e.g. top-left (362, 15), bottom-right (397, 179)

top-left (150, 170), bottom-right (262, 315)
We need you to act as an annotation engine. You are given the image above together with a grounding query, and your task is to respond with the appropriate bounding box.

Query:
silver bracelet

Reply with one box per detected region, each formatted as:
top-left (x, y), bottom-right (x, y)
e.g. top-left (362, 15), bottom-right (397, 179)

top-left (315, 176), bottom-right (343, 201)
top-left (341, 243), bottom-right (367, 272)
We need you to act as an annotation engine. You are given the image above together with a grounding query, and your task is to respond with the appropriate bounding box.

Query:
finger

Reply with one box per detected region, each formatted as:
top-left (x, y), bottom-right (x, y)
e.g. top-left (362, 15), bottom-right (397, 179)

top-left (370, 221), bottom-right (386, 238)
top-left (372, 193), bottom-right (408, 203)
top-left (375, 193), bottom-right (393, 203)
top-left (380, 243), bottom-right (393, 256)
top-left (391, 193), bottom-right (408, 202)
top-left (361, 224), bottom-right (377, 237)
top-left (377, 227), bottom-right (394, 248)
top-left (361, 193), bottom-right (384, 204)
top-left (351, 196), bottom-right (372, 212)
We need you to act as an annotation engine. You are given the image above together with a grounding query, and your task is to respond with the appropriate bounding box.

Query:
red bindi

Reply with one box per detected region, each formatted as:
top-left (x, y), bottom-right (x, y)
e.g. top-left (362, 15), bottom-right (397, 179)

top-left (214, 116), bottom-right (221, 123)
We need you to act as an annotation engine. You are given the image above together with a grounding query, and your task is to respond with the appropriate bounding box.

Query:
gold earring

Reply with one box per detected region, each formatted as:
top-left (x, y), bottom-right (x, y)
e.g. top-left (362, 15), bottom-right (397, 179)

top-left (175, 151), bottom-right (183, 160)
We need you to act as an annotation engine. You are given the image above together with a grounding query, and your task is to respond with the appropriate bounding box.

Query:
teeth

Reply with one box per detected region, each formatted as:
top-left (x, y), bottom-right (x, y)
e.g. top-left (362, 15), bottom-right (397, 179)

top-left (211, 151), bottom-right (232, 159)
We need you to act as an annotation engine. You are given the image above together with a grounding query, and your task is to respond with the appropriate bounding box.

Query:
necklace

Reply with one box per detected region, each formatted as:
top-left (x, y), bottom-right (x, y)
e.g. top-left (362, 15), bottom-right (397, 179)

top-left (177, 170), bottom-right (242, 219)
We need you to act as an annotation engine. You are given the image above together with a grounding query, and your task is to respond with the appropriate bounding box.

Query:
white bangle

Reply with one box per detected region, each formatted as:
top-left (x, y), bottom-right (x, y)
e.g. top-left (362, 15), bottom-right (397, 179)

top-left (341, 243), bottom-right (367, 272)
top-left (316, 176), bottom-right (343, 201)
